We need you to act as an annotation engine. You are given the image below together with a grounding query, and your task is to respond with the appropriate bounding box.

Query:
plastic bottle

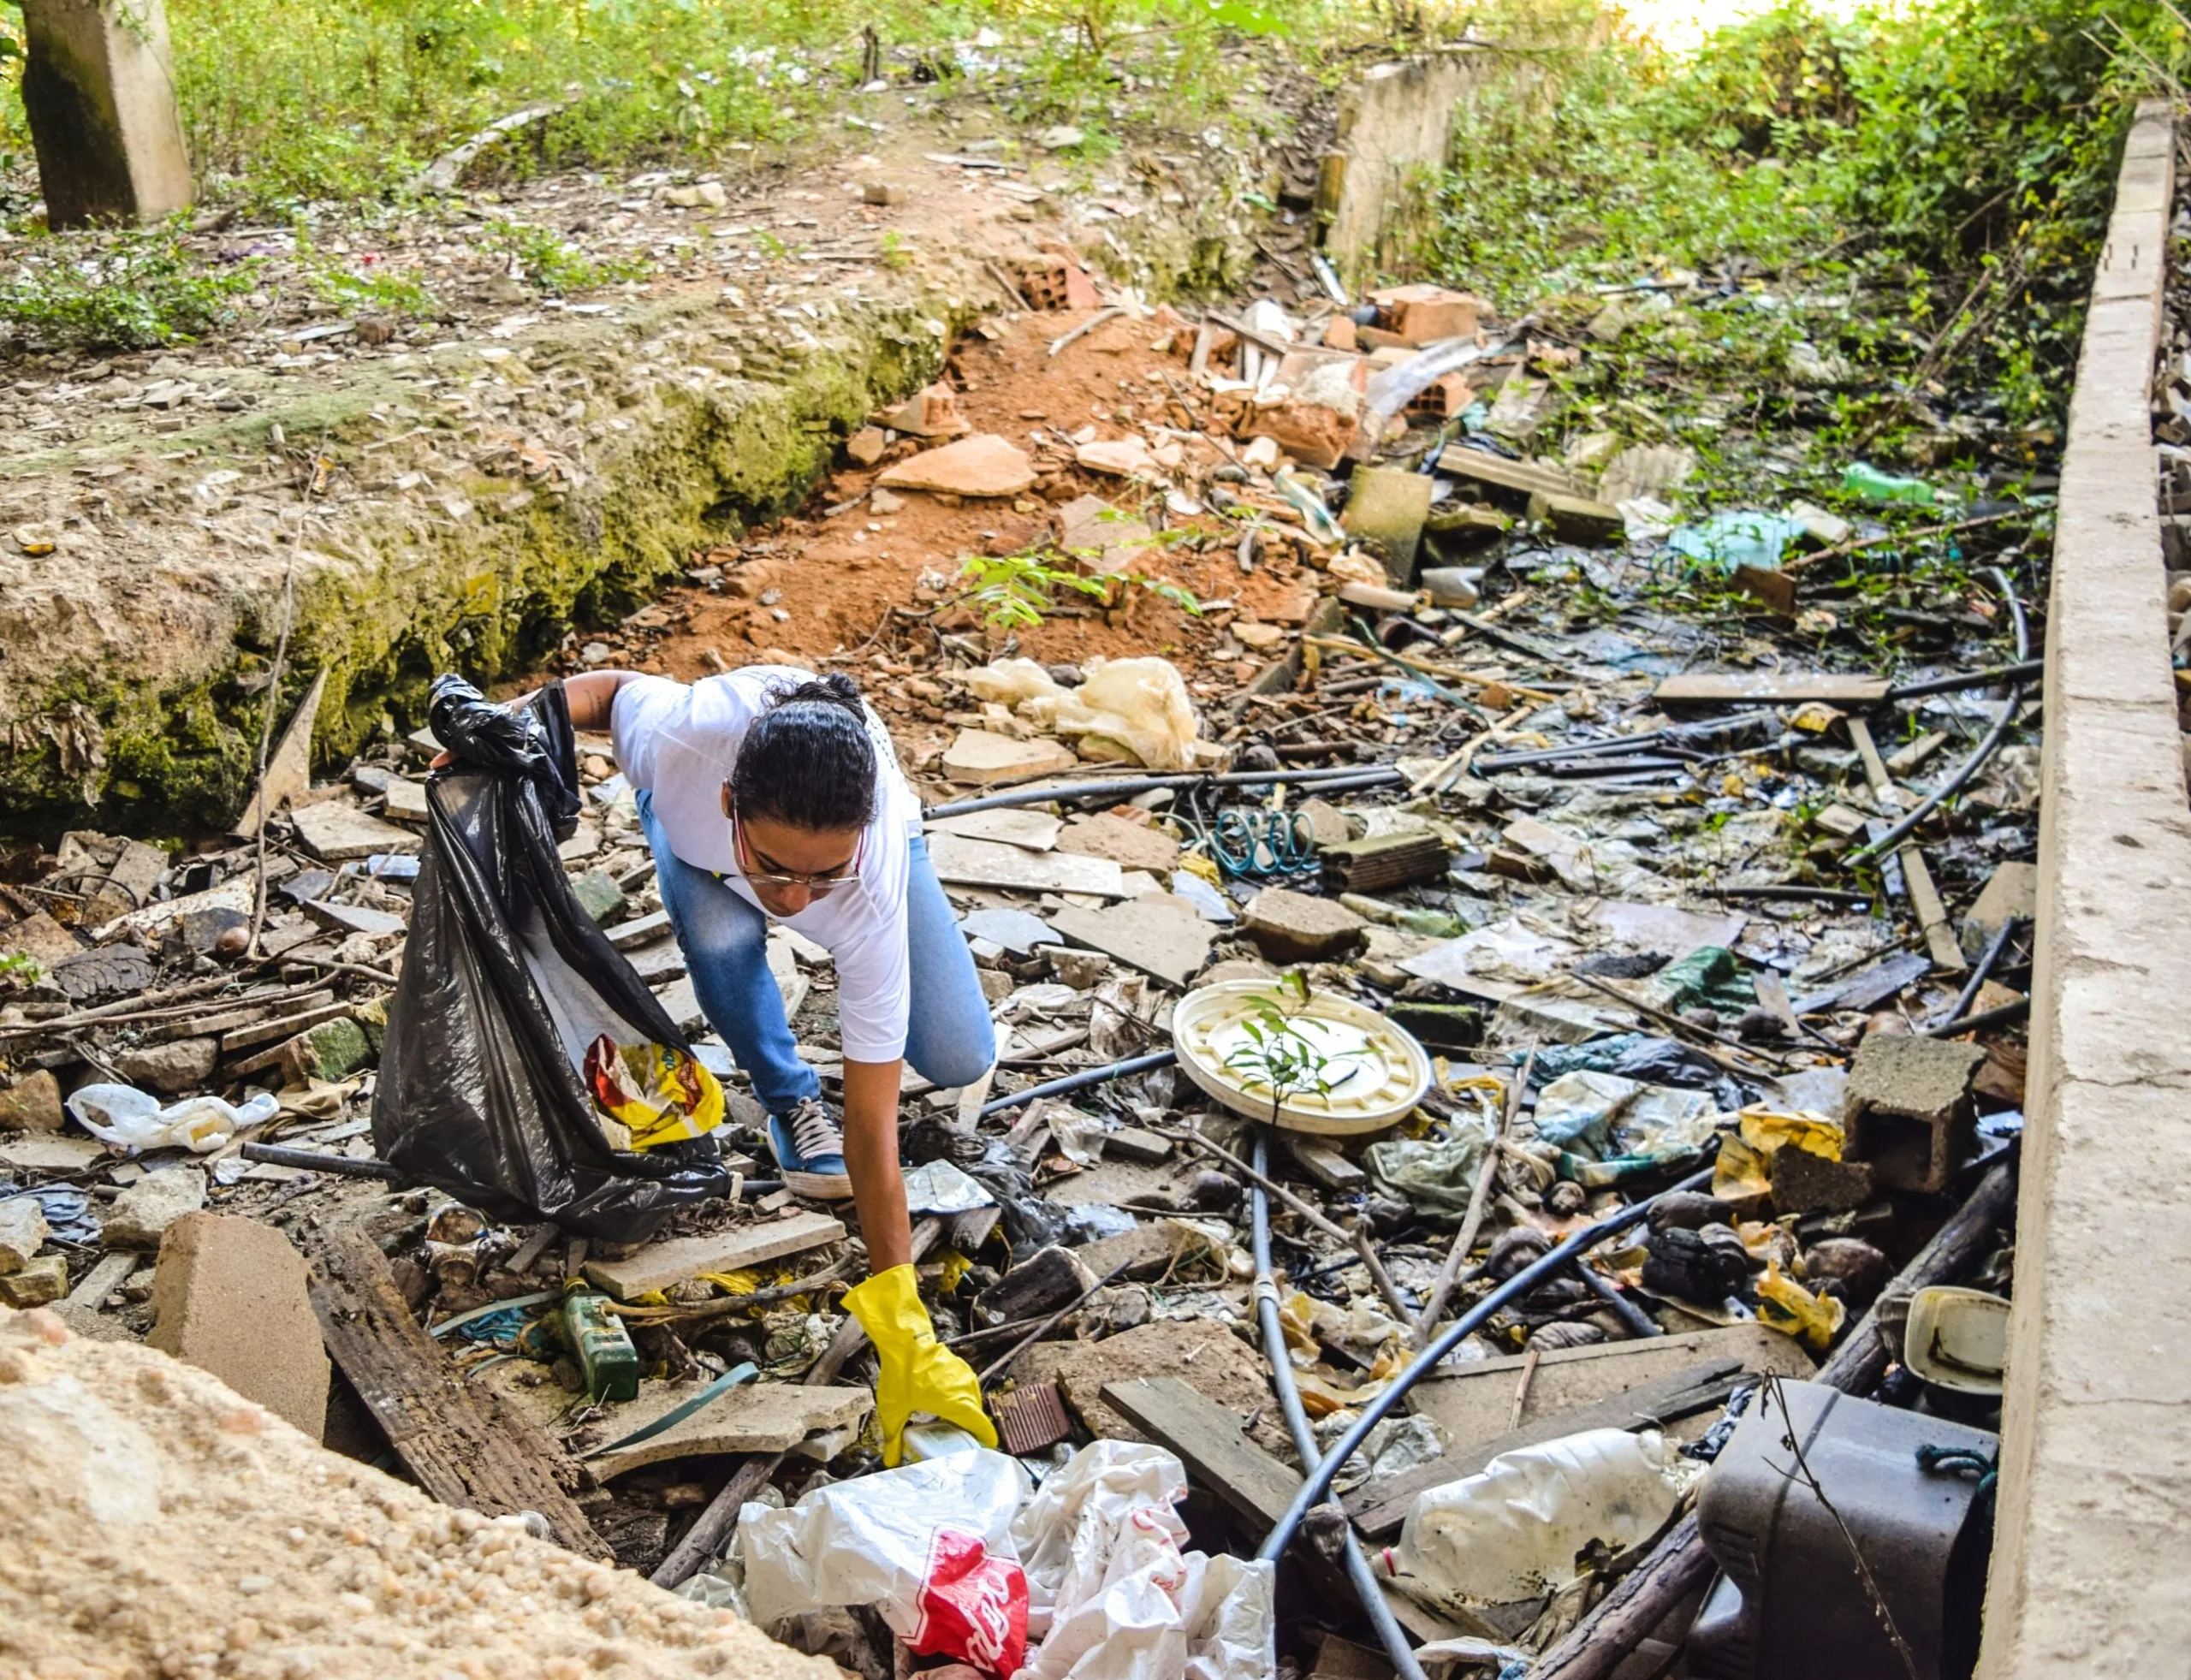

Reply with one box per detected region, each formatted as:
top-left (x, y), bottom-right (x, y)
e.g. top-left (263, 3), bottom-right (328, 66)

top-left (1842, 463), bottom-right (1936, 505)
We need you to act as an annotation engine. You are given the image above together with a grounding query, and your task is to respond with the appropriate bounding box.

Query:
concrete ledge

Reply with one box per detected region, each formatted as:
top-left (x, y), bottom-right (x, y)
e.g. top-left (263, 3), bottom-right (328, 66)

top-left (1980, 98), bottom-right (2191, 1677)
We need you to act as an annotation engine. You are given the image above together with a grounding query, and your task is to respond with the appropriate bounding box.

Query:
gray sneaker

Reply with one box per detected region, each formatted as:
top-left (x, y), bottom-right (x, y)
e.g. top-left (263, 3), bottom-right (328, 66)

top-left (767, 1096), bottom-right (852, 1201)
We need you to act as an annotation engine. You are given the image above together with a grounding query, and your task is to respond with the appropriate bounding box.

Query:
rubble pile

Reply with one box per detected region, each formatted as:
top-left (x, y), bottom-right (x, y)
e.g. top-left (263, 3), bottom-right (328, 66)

top-left (0, 227), bottom-right (2040, 1677)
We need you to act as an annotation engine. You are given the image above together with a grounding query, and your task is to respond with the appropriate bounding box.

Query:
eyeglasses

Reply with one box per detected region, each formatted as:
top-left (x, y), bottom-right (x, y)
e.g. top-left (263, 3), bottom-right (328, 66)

top-left (732, 815), bottom-right (864, 899)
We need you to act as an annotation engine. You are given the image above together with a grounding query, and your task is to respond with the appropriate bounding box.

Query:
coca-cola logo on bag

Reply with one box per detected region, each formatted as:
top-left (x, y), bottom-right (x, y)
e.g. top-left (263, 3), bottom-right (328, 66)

top-left (910, 1527), bottom-right (1030, 1677)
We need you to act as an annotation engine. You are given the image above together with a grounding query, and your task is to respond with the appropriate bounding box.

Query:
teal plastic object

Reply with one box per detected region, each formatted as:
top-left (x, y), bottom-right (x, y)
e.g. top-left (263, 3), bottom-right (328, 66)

top-left (1666, 511), bottom-right (1806, 575)
top-left (1843, 462), bottom-right (1936, 505)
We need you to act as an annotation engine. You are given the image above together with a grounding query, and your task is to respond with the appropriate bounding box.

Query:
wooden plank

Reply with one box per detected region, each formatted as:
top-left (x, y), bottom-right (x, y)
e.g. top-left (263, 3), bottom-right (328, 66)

top-left (1434, 446), bottom-right (1582, 504)
top-left (306, 1223), bottom-right (612, 1560)
top-left (581, 1211), bottom-right (846, 1300)
top-left (649, 1452), bottom-right (782, 1590)
top-left (1102, 1375), bottom-right (1302, 1533)
top-left (1849, 718), bottom-right (1967, 976)
top-left (1792, 949), bottom-right (1933, 1015)
top-left (1283, 1134), bottom-right (1368, 1194)
top-left (1348, 1359), bottom-right (1750, 1540)
top-left (1652, 672), bottom-right (1890, 706)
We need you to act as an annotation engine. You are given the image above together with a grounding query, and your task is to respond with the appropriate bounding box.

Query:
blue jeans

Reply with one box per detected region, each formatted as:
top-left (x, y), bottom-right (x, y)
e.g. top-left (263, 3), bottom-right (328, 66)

top-left (636, 790), bottom-right (995, 1111)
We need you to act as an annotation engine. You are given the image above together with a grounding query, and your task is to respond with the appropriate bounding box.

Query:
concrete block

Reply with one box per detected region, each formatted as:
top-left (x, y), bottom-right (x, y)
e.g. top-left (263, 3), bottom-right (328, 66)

top-left (1528, 490), bottom-right (1626, 547)
top-left (568, 869), bottom-right (628, 926)
top-left (0, 1198), bottom-right (48, 1274)
top-left (0, 1253), bottom-right (68, 1308)
top-left (21, 0), bottom-right (193, 229)
top-left (1769, 1143), bottom-right (1875, 1215)
top-left (0, 1070), bottom-right (65, 1132)
top-left (114, 1035), bottom-right (217, 1095)
top-left (941, 728), bottom-right (1078, 786)
top-left (280, 1016), bottom-right (374, 1085)
top-left (147, 1213), bottom-right (330, 1437)
top-left (1241, 887), bottom-right (1367, 965)
top-left (1843, 1034), bottom-right (1985, 1193)
top-left (1341, 466), bottom-right (1433, 582)
top-left (103, 1167), bottom-right (206, 1249)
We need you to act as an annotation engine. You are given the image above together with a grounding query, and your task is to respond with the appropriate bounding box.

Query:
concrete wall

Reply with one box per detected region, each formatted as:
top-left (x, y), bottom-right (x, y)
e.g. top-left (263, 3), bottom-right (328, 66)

top-left (1979, 98), bottom-right (2191, 1678)
top-left (1319, 49), bottom-right (1487, 288)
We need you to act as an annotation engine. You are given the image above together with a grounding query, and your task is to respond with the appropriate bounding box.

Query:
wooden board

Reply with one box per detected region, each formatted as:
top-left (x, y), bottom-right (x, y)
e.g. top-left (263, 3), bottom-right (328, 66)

top-left (582, 1211), bottom-right (846, 1299)
top-left (1101, 1375), bottom-right (1303, 1533)
top-left (1792, 949), bottom-right (1933, 1015)
top-left (307, 1224), bottom-right (611, 1560)
top-left (927, 833), bottom-right (1128, 899)
top-left (1652, 672), bottom-right (1890, 706)
top-left (1348, 1324), bottom-right (1817, 1539)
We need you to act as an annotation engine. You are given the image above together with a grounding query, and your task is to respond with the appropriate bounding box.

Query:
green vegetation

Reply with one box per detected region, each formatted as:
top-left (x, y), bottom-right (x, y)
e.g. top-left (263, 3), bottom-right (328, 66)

top-left (1425, 0), bottom-right (2182, 432)
top-left (483, 219), bottom-right (650, 295)
top-left (0, 223), bottom-right (258, 351)
top-left (958, 545), bottom-right (1205, 630)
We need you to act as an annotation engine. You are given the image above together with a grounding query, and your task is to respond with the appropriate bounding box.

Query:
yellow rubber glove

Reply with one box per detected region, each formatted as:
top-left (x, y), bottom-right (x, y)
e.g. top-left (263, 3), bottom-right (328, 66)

top-left (842, 1262), bottom-right (998, 1467)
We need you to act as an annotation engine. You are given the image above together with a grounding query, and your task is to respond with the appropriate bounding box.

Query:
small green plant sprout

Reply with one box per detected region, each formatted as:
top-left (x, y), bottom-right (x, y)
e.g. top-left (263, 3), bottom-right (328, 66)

top-left (958, 542), bottom-right (1205, 632)
top-left (484, 220), bottom-right (650, 295)
top-left (1222, 971), bottom-right (1338, 1126)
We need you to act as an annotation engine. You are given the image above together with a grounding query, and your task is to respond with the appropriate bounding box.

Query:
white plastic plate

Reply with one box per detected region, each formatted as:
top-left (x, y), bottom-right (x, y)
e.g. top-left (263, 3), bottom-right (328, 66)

top-left (1173, 978), bottom-right (1432, 1136)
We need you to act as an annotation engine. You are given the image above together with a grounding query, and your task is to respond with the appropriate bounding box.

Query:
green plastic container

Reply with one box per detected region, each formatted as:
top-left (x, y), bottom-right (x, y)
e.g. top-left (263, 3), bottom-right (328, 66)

top-left (1843, 463), bottom-right (1936, 505)
top-left (561, 1290), bottom-right (641, 1403)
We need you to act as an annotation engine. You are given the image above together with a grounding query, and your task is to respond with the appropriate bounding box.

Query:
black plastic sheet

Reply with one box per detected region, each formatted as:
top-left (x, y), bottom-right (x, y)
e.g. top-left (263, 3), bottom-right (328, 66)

top-left (371, 676), bottom-right (732, 1240)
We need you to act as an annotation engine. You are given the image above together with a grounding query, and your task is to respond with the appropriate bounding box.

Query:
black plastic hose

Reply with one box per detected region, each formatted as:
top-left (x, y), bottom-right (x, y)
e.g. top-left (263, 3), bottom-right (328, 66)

top-left (1849, 566), bottom-right (2031, 864)
top-left (976, 1050), bottom-right (1179, 1117)
top-left (926, 763), bottom-right (1401, 822)
top-left (1250, 1131), bottom-right (1428, 1680)
top-left (1255, 1164), bottom-right (1717, 1564)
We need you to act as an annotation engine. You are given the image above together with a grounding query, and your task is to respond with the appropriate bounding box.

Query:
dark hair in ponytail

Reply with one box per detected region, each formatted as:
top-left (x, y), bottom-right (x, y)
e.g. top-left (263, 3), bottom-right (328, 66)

top-left (728, 673), bottom-right (878, 832)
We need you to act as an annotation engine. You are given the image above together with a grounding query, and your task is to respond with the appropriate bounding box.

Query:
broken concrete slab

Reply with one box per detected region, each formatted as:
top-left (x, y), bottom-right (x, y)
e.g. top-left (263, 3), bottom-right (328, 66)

top-left (876, 433), bottom-right (1036, 497)
top-left (941, 728), bottom-right (1079, 786)
top-left (1582, 900), bottom-right (1747, 959)
top-left (872, 381), bottom-right (968, 438)
top-left (0, 910), bottom-right (82, 967)
top-left (1844, 1032), bottom-right (1986, 1193)
top-left (1968, 860), bottom-right (2038, 939)
top-left (1242, 887), bottom-right (1367, 964)
top-left (926, 808), bottom-right (1064, 850)
top-left (1654, 672), bottom-right (1891, 706)
top-left (587, 1383), bottom-right (872, 1479)
top-left (0, 1132), bottom-right (104, 1172)
top-left (1770, 1145), bottom-right (1876, 1215)
top-left (382, 776), bottom-right (430, 824)
top-left (1048, 893), bottom-right (1216, 988)
top-left (147, 1212), bottom-right (330, 1437)
top-left (1598, 443), bottom-right (1697, 506)
top-left (1529, 490), bottom-right (1626, 547)
top-left (1056, 813), bottom-right (1181, 872)
top-left (291, 800), bottom-right (422, 862)
top-left (301, 898), bottom-right (407, 940)
top-left (1076, 436), bottom-right (1167, 479)
top-left (1057, 494), bottom-right (1154, 567)
top-left (928, 833), bottom-right (1129, 899)
top-left (580, 1211), bottom-right (845, 1300)
top-left (104, 1167), bottom-right (208, 1249)
top-left (233, 671), bottom-right (328, 839)
top-left (958, 905), bottom-right (1056, 956)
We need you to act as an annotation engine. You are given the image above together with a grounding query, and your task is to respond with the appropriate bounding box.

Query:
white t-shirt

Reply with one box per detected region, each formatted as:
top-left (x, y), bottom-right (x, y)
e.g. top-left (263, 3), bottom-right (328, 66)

top-left (609, 668), bottom-right (917, 1062)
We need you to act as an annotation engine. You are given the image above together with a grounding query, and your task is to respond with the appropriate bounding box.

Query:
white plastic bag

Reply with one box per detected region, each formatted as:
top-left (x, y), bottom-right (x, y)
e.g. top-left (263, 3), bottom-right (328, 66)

top-left (1390, 1428), bottom-right (1689, 1613)
top-left (1010, 1440), bottom-right (1274, 1680)
top-left (65, 1084), bottom-right (280, 1155)
top-left (963, 656), bottom-right (1202, 771)
top-left (736, 1446), bottom-right (1033, 1676)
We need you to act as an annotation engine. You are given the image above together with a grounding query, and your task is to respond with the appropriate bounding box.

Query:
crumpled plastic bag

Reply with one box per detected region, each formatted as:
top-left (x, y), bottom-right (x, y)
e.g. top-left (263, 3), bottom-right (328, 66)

top-left (1531, 1071), bottom-right (1719, 1161)
top-left (737, 1446), bottom-right (1034, 1676)
top-left (66, 1084), bottom-right (280, 1155)
top-left (1365, 1109), bottom-right (1495, 1217)
top-left (963, 657), bottom-right (1201, 771)
top-left (1389, 1428), bottom-right (1691, 1613)
top-left (1756, 1257), bottom-right (1846, 1351)
top-left (1653, 945), bottom-right (1757, 1017)
top-left (1666, 511), bottom-right (1807, 575)
top-left (1712, 1105), bottom-right (1845, 1203)
top-left (1011, 1440), bottom-right (1274, 1680)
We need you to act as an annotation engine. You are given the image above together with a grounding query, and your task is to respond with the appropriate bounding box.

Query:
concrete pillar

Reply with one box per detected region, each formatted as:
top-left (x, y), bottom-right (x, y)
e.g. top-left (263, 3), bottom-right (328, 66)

top-left (20, 0), bottom-right (192, 229)
top-left (1319, 48), bottom-right (1488, 289)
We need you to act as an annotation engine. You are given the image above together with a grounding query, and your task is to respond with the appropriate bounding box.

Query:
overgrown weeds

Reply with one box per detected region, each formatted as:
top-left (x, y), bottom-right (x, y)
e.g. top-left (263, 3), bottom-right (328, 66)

top-left (0, 225), bottom-right (258, 352)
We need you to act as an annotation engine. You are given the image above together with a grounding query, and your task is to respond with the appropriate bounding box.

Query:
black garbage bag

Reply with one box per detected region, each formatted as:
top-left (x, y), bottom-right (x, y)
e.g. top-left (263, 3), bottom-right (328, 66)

top-left (372, 676), bottom-right (733, 1240)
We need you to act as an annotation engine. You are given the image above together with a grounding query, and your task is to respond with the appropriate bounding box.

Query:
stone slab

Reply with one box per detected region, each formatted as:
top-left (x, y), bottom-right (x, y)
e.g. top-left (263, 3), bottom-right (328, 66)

top-left (927, 833), bottom-right (1128, 898)
top-left (1047, 893), bottom-right (1215, 988)
top-left (941, 729), bottom-right (1079, 786)
top-left (926, 809), bottom-right (1064, 851)
top-left (147, 1212), bottom-right (330, 1438)
top-left (587, 1383), bottom-right (872, 1478)
top-left (291, 800), bottom-right (421, 862)
top-left (1056, 814), bottom-right (1181, 872)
